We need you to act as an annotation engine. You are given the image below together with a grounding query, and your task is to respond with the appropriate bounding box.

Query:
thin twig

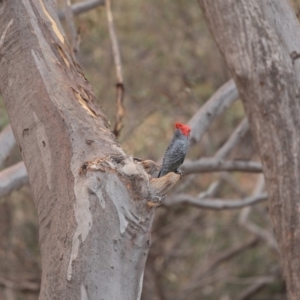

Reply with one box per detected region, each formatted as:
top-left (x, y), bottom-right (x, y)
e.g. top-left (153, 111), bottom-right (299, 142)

top-left (182, 158), bottom-right (262, 174)
top-left (105, 0), bottom-right (125, 137)
top-left (57, 0), bottom-right (105, 20)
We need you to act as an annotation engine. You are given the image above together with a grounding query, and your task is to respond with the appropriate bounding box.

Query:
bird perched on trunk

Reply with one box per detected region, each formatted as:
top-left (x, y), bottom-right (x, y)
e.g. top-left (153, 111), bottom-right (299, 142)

top-left (158, 122), bottom-right (191, 178)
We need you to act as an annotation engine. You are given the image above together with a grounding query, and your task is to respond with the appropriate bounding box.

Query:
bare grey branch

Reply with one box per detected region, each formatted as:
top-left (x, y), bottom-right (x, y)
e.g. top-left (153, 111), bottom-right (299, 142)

top-left (182, 158), bottom-right (262, 175)
top-left (188, 79), bottom-right (239, 146)
top-left (0, 125), bottom-right (16, 168)
top-left (0, 162), bottom-right (28, 198)
top-left (165, 193), bottom-right (268, 209)
top-left (215, 117), bottom-right (249, 159)
top-left (57, 0), bottom-right (105, 20)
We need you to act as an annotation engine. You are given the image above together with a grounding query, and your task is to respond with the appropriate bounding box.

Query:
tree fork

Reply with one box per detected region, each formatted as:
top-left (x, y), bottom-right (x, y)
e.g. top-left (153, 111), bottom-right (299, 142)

top-left (0, 1), bottom-right (179, 299)
top-left (198, 0), bottom-right (300, 298)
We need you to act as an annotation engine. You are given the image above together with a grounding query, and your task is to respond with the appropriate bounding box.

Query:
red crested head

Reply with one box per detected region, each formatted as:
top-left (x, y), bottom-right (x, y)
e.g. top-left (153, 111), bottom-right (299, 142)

top-left (175, 122), bottom-right (191, 137)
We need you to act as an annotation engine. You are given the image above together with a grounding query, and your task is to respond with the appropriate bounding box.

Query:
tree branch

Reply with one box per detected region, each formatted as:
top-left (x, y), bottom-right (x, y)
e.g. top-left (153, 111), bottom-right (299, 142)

top-left (214, 117), bottom-right (249, 159)
top-left (0, 124), bottom-right (16, 168)
top-left (57, 0), bottom-right (105, 20)
top-left (0, 277), bottom-right (39, 292)
top-left (239, 206), bottom-right (278, 251)
top-left (0, 162), bottom-right (28, 198)
top-left (182, 158), bottom-right (262, 174)
top-left (165, 193), bottom-right (268, 209)
top-left (173, 82), bottom-right (243, 197)
top-left (188, 79), bottom-right (239, 146)
top-left (174, 118), bottom-right (251, 206)
top-left (239, 175), bottom-right (278, 251)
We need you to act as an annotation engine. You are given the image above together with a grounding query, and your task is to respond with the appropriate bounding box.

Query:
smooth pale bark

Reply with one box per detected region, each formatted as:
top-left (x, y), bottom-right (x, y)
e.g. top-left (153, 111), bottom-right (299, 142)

top-left (0, 1), bottom-right (176, 299)
top-left (198, 0), bottom-right (300, 298)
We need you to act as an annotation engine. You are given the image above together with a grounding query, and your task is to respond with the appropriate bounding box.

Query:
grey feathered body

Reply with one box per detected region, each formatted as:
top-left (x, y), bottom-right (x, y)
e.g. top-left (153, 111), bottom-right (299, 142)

top-left (158, 129), bottom-right (188, 177)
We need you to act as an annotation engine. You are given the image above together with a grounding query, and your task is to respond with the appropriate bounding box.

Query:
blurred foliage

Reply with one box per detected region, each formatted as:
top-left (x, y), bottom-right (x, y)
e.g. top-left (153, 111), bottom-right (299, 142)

top-left (0, 96), bottom-right (9, 130)
top-left (3, 0), bottom-right (300, 299)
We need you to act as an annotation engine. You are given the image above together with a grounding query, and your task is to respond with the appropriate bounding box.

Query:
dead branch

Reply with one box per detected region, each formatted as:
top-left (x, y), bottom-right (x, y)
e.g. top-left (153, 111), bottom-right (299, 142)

top-left (57, 0), bottom-right (105, 20)
top-left (209, 118), bottom-right (251, 197)
top-left (182, 158), bottom-right (262, 174)
top-left (0, 162), bottom-right (28, 198)
top-left (188, 79), bottom-right (239, 146)
top-left (0, 124), bottom-right (16, 168)
top-left (106, 0), bottom-right (125, 137)
top-left (215, 117), bottom-right (249, 159)
top-left (190, 118), bottom-right (250, 198)
top-left (165, 193), bottom-right (268, 209)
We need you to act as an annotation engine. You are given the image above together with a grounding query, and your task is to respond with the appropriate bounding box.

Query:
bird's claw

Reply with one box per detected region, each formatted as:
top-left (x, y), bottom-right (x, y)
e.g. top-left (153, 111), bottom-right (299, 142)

top-left (175, 169), bottom-right (184, 178)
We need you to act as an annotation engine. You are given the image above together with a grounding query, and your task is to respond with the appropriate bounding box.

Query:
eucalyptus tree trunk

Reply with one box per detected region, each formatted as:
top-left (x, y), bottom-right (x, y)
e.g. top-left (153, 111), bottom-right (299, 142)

top-left (0, 1), bottom-right (178, 299)
top-left (198, 0), bottom-right (300, 298)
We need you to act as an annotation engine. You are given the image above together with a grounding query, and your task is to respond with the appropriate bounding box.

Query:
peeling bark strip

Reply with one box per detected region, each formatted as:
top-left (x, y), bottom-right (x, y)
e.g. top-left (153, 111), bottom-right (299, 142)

top-left (198, 0), bottom-right (300, 298)
top-left (0, 1), bottom-right (179, 299)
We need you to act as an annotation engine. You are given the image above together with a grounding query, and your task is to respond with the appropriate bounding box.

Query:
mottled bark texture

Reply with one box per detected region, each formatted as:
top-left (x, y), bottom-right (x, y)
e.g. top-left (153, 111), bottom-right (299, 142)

top-left (198, 0), bottom-right (300, 298)
top-left (0, 1), bottom-right (179, 299)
